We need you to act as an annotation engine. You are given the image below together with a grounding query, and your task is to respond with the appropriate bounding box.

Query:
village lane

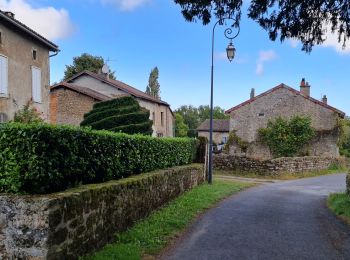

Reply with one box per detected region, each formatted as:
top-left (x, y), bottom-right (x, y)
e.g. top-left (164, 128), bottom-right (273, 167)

top-left (163, 173), bottom-right (350, 260)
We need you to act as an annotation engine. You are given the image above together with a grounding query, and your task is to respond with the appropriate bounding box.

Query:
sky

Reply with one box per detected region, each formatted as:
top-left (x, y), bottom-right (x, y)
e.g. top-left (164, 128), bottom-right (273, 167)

top-left (1, 0), bottom-right (349, 115)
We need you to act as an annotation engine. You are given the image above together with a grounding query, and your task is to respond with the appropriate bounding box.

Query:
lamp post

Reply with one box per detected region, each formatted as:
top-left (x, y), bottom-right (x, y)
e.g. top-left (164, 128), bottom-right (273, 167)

top-left (208, 19), bottom-right (240, 184)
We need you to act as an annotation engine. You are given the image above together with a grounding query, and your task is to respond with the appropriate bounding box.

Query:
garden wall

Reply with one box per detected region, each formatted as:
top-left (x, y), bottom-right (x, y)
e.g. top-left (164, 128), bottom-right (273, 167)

top-left (214, 154), bottom-right (345, 176)
top-left (0, 164), bottom-right (204, 260)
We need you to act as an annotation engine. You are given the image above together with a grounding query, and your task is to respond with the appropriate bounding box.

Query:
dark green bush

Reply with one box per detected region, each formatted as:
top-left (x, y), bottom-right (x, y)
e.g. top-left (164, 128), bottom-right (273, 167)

top-left (81, 105), bottom-right (140, 126)
top-left (89, 110), bottom-right (150, 130)
top-left (258, 116), bottom-right (315, 158)
top-left (81, 96), bottom-right (153, 135)
top-left (0, 123), bottom-right (198, 194)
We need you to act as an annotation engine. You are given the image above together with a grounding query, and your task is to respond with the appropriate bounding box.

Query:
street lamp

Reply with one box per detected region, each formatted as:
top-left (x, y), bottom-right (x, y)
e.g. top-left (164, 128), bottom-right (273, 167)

top-left (208, 19), bottom-right (240, 184)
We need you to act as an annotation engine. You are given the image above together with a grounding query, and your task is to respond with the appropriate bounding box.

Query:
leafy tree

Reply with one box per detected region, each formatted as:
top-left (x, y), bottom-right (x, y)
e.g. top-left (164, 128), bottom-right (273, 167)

top-left (175, 113), bottom-right (189, 137)
top-left (175, 105), bottom-right (229, 137)
top-left (13, 104), bottom-right (43, 124)
top-left (175, 105), bottom-right (199, 132)
top-left (64, 53), bottom-right (116, 80)
top-left (146, 67), bottom-right (161, 99)
top-left (258, 116), bottom-right (315, 158)
top-left (174, 0), bottom-right (350, 53)
top-left (81, 96), bottom-right (153, 135)
top-left (198, 105), bottom-right (229, 123)
top-left (339, 117), bottom-right (350, 157)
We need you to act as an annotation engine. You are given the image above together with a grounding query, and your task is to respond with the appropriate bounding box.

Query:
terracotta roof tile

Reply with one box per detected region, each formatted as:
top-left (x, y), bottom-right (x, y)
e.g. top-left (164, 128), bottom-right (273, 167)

top-left (50, 83), bottom-right (110, 101)
top-left (225, 83), bottom-right (345, 117)
top-left (197, 119), bottom-right (230, 132)
top-left (66, 71), bottom-right (170, 107)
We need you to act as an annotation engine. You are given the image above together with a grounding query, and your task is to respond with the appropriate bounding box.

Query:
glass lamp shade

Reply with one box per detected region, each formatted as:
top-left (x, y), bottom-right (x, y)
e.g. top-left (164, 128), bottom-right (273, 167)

top-left (226, 43), bottom-right (236, 62)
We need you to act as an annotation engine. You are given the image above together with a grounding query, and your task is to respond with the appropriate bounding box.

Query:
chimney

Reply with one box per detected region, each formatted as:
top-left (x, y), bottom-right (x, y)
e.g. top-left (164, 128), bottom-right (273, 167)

top-left (4, 11), bottom-right (15, 18)
top-left (250, 88), bottom-right (255, 99)
top-left (300, 78), bottom-right (310, 97)
top-left (322, 95), bottom-right (328, 104)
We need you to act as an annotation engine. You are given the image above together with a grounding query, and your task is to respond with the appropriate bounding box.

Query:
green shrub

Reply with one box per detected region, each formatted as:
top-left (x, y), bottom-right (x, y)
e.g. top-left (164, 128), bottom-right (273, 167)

top-left (81, 105), bottom-right (140, 126)
top-left (13, 104), bottom-right (43, 124)
top-left (258, 116), bottom-right (315, 158)
top-left (0, 123), bottom-right (198, 194)
top-left (81, 96), bottom-right (153, 135)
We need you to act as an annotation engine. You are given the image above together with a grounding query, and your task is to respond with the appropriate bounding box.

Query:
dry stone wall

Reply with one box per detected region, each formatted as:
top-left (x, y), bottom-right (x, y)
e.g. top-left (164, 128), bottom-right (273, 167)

top-left (0, 164), bottom-right (204, 260)
top-left (214, 154), bottom-right (345, 176)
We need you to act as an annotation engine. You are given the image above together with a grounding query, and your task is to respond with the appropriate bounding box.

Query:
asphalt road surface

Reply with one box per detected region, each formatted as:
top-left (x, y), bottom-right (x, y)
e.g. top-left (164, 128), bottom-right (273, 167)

top-left (163, 173), bottom-right (350, 260)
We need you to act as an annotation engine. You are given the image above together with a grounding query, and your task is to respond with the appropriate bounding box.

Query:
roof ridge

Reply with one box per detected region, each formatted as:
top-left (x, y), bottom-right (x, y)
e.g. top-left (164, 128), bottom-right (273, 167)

top-left (0, 10), bottom-right (58, 51)
top-left (225, 84), bottom-right (345, 117)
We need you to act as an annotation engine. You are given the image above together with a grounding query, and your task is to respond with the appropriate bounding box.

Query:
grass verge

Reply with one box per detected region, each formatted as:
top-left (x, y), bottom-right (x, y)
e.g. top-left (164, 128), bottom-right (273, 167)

top-left (82, 180), bottom-right (252, 260)
top-left (215, 167), bottom-right (347, 180)
top-left (328, 193), bottom-right (350, 224)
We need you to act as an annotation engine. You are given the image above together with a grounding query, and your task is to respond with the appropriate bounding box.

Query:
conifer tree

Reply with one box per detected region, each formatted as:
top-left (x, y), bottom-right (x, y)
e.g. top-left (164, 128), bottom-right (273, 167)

top-left (146, 67), bottom-right (160, 99)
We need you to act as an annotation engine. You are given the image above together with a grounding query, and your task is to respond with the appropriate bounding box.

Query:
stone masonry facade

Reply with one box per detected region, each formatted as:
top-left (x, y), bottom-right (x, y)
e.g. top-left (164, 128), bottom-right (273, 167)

top-left (0, 164), bottom-right (204, 259)
top-left (214, 154), bottom-right (346, 176)
top-left (50, 71), bottom-right (174, 137)
top-left (226, 83), bottom-right (345, 159)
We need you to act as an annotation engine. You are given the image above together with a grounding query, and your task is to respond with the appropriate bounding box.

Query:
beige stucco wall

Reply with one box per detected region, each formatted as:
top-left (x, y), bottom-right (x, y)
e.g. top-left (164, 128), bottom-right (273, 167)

top-left (0, 23), bottom-right (50, 121)
top-left (229, 87), bottom-right (340, 159)
top-left (50, 89), bottom-right (96, 126)
top-left (67, 75), bottom-right (174, 137)
top-left (198, 131), bottom-right (229, 145)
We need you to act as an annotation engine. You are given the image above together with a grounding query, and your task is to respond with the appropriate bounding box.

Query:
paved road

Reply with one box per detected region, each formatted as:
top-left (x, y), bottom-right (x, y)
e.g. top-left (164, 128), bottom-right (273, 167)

top-left (163, 173), bottom-right (350, 260)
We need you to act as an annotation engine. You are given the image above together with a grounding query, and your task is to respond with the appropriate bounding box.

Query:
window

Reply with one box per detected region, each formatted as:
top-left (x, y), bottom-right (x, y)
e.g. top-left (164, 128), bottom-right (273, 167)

top-left (0, 113), bottom-right (7, 123)
top-left (31, 66), bottom-right (41, 103)
top-left (157, 133), bottom-right (163, 138)
top-left (0, 55), bottom-right (8, 95)
top-left (32, 49), bottom-right (37, 60)
top-left (161, 112), bottom-right (164, 126)
top-left (258, 112), bottom-right (265, 117)
top-left (222, 136), bottom-right (228, 144)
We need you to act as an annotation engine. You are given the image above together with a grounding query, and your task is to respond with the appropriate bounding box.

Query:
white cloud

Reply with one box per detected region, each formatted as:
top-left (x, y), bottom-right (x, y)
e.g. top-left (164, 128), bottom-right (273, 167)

top-left (256, 50), bottom-right (277, 76)
top-left (0, 0), bottom-right (74, 41)
top-left (100, 0), bottom-right (151, 11)
top-left (321, 27), bottom-right (350, 54)
top-left (288, 38), bottom-right (299, 48)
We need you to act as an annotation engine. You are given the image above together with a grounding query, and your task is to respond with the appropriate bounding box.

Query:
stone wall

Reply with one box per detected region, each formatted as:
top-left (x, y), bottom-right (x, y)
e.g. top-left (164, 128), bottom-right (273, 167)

top-left (214, 154), bottom-right (345, 176)
top-left (0, 164), bottom-right (204, 259)
top-left (50, 88), bottom-right (97, 126)
top-left (228, 86), bottom-right (341, 159)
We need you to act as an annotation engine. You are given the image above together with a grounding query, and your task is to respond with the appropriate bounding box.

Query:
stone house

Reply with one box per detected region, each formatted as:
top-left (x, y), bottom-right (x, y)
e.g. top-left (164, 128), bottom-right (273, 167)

top-left (0, 10), bottom-right (59, 122)
top-left (50, 70), bottom-right (174, 137)
top-left (197, 119), bottom-right (229, 150)
top-left (225, 79), bottom-right (346, 159)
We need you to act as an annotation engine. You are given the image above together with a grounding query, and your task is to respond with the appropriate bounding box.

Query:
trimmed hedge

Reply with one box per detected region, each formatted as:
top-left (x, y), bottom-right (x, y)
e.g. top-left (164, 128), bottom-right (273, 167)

top-left (89, 110), bottom-right (150, 130)
top-left (81, 104), bottom-right (140, 126)
top-left (0, 123), bottom-right (198, 194)
top-left (81, 96), bottom-right (153, 135)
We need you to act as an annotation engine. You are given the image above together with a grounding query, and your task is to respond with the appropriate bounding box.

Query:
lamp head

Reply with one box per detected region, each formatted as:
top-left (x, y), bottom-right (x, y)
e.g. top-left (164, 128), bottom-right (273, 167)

top-left (226, 42), bottom-right (235, 62)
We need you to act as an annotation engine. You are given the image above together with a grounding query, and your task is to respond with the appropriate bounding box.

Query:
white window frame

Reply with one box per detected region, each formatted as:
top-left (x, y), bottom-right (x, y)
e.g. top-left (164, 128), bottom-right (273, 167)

top-left (31, 66), bottom-right (42, 103)
top-left (0, 54), bottom-right (8, 97)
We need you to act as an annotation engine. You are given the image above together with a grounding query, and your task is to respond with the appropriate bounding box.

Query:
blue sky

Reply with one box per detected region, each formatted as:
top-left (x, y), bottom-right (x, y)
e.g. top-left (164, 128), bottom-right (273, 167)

top-left (2, 0), bottom-right (349, 114)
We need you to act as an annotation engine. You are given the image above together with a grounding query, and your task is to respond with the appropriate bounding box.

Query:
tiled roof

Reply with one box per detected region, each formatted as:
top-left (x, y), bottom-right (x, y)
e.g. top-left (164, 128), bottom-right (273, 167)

top-left (51, 82), bottom-right (110, 101)
top-left (66, 71), bottom-right (171, 107)
top-left (225, 84), bottom-right (345, 117)
top-left (197, 119), bottom-right (230, 132)
top-left (0, 10), bottom-right (59, 51)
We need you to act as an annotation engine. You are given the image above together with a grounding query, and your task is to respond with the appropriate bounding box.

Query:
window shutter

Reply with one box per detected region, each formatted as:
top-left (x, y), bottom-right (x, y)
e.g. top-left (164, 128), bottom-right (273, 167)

top-left (32, 67), bottom-right (41, 102)
top-left (0, 55), bottom-right (8, 95)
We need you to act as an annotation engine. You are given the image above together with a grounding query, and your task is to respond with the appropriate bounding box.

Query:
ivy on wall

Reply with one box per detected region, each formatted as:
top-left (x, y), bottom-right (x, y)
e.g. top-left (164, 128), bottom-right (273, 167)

top-left (224, 130), bottom-right (249, 153)
top-left (258, 116), bottom-right (315, 158)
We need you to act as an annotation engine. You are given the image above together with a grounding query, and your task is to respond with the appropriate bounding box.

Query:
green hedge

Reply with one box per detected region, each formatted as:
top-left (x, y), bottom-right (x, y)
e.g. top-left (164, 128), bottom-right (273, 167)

top-left (89, 110), bottom-right (150, 130)
top-left (0, 123), bottom-right (198, 194)
top-left (81, 105), bottom-right (140, 126)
